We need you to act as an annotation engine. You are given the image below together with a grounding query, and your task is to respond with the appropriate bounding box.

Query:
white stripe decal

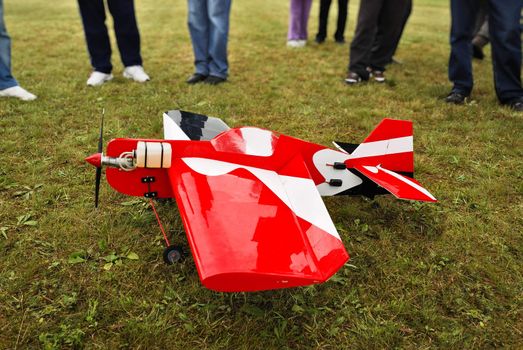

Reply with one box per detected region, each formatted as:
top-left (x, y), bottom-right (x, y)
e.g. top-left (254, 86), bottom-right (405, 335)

top-left (350, 136), bottom-right (413, 159)
top-left (163, 112), bottom-right (190, 140)
top-left (182, 157), bottom-right (341, 240)
top-left (364, 165), bottom-right (436, 201)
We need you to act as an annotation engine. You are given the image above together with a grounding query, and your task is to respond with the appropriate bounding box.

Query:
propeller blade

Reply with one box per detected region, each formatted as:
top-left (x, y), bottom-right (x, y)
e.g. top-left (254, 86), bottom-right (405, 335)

top-left (98, 109), bottom-right (104, 153)
top-left (95, 166), bottom-right (102, 208)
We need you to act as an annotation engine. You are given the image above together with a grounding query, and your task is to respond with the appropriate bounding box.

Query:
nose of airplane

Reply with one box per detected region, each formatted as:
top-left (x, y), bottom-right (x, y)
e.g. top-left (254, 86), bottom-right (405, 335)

top-left (85, 153), bottom-right (102, 168)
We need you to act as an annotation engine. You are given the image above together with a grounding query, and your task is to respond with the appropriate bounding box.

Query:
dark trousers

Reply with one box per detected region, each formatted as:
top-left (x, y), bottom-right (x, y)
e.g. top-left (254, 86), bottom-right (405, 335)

top-left (78, 0), bottom-right (142, 73)
top-left (449, 0), bottom-right (523, 103)
top-left (348, 0), bottom-right (410, 78)
top-left (316, 0), bottom-right (349, 41)
top-left (372, 0), bottom-right (412, 65)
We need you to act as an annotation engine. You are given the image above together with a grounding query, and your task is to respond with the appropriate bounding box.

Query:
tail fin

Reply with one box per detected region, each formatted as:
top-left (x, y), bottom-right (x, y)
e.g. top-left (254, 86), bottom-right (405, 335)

top-left (347, 119), bottom-right (414, 174)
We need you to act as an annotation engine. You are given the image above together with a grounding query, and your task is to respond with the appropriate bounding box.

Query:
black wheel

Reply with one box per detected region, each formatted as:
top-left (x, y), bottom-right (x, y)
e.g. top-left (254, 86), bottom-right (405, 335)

top-left (163, 245), bottom-right (183, 265)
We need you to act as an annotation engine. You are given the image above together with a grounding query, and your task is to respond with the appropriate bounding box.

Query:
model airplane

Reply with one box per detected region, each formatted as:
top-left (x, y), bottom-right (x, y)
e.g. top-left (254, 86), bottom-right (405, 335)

top-left (85, 110), bottom-right (436, 292)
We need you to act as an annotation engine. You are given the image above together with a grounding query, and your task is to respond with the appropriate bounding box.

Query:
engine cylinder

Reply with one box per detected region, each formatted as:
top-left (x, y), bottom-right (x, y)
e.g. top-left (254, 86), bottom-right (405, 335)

top-left (135, 141), bottom-right (172, 168)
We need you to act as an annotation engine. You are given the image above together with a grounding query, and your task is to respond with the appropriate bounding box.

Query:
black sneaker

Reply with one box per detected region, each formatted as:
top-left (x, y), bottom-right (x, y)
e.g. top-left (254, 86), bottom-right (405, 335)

top-left (506, 98), bottom-right (523, 112)
top-left (445, 92), bottom-right (468, 105)
top-left (186, 73), bottom-right (207, 84)
top-left (204, 75), bottom-right (227, 85)
top-left (345, 71), bottom-right (362, 85)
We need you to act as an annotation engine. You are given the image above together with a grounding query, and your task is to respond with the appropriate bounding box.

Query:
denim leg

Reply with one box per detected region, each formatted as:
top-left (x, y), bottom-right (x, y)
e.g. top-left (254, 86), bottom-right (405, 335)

top-left (488, 0), bottom-right (523, 103)
top-left (188, 0), bottom-right (210, 76)
top-left (448, 0), bottom-right (480, 96)
top-left (78, 0), bottom-right (112, 73)
top-left (0, 0), bottom-right (17, 90)
top-left (207, 0), bottom-right (231, 78)
top-left (107, 0), bottom-right (142, 67)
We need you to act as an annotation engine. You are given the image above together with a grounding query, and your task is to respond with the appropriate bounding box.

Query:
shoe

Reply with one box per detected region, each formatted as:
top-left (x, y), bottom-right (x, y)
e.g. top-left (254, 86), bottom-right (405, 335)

top-left (204, 75), bottom-right (227, 85)
top-left (87, 71), bottom-right (113, 86)
top-left (367, 67), bottom-right (385, 83)
top-left (123, 65), bottom-right (150, 83)
top-left (445, 92), bottom-right (468, 104)
top-left (315, 35), bottom-right (325, 44)
top-left (287, 40), bottom-right (306, 48)
top-left (0, 86), bottom-right (37, 101)
top-left (186, 73), bottom-right (208, 84)
top-left (472, 44), bottom-right (484, 60)
top-left (345, 71), bottom-right (362, 85)
top-left (334, 37), bottom-right (345, 44)
top-left (506, 98), bottom-right (523, 112)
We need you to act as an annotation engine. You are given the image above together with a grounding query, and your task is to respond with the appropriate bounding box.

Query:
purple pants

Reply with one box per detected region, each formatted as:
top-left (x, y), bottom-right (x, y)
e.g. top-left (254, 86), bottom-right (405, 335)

top-left (288, 0), bottom-right (313, 40)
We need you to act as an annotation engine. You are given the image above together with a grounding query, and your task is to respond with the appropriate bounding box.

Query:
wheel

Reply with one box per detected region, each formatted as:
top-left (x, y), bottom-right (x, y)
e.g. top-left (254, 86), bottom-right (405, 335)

top-left (163, 245), bottom-right (183, 265)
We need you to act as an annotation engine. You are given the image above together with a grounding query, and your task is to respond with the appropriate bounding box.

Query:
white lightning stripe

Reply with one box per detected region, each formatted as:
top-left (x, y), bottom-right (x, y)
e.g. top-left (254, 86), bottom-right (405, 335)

top-left (350, 136), bottom-right (413, 159)
top-left (364, 165), bottom-right (436, 201)
top-left (163, 112), bottom-right (190, 140)
top-left (240, 127), bottom-right (275, 157)
top-left (182, 158), bottom-right (340, 240)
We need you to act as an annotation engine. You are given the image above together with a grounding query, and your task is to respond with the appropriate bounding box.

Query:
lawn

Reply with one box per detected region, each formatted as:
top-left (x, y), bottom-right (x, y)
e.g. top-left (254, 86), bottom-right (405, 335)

top-left (1, 0), bottom-right (522, 348)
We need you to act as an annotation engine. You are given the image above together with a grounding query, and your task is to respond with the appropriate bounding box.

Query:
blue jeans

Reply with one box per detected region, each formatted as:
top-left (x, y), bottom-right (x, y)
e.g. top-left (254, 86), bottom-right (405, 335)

top-left (0, 0), bottom-right (18, 90)
top-left (188, 0), bottom-right (232, 78)
top-left (449, 0), bottom-right (523, 103)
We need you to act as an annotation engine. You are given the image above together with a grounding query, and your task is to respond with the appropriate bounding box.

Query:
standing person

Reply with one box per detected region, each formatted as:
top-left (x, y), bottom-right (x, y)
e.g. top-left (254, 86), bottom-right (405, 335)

top-left (287, 0), bottom-right (313, 47)
top-left (315, 0), bottom-right (349, 44)
top-left (0, 0), bottom-right (36, 101)
top-left (445, 0), bottom-right (523, 111)
top-left (77, 0), bottom-right (150, 86)
top-left (186, 0), bottom-right (232, 85)
top-left (345, 0), bottom-right (411, 84)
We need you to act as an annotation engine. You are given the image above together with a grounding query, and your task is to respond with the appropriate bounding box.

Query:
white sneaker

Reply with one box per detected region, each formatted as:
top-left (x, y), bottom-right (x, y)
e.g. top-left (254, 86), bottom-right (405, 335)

top-left (287, 40), bottom-right (306, 48)
top-left (123, 65), bottom-right (150, 83)
top-left (87, 71), bottom-right (113, 86)
top-left (0, 86), bottom-right (37, 101)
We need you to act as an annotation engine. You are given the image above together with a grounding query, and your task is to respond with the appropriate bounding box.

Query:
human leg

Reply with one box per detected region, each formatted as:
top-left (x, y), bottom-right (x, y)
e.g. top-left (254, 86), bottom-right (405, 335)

top-left (107, 0), bottom-right (142, 68)
top-left (207, 0), bottom-right (232, 78)
top-left (0, 0), bottom-right (17, 90)
top-left (78, 0), bottom-right (113, 73)
top-left (334, 0), bottom-right (348, 42)
top-left (188, 0), bottom-right (210, 76)
top-left (488, 0), bottom-right (523, 104)
top-left (316, 0), bottom-right (332, 42)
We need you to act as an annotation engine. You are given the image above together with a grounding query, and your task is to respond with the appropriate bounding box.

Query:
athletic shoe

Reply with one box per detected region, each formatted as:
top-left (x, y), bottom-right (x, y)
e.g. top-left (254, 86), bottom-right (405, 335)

top-left (287, 40), bottom-right (305, 48)
top-left (445, 92), bottom-right (468, 105)
top-left (0, 86), bottom-right (37, 101)
top-left (87, 71), bottom-right (113, 86)
top-left (123, 65), bottom-right (150, 83)
top-left (367, 67), bottom-right (386, 83)
top-left (345, 71), bottom-right (362, 85)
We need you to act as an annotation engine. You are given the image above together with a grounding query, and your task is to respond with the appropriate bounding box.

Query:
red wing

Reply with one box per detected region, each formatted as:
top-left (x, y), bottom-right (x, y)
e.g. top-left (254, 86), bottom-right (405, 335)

top-left (168, 155), bottom-right (349, 292)
top-left (354, 164), bottom-right (437, 202)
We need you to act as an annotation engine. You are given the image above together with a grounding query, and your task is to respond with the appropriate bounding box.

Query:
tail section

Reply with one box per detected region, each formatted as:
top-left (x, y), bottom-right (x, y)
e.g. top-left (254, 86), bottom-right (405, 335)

top-left (335, 119), bottom-right (436, 202)
top-left (344, 119), bottom-right (414, 175)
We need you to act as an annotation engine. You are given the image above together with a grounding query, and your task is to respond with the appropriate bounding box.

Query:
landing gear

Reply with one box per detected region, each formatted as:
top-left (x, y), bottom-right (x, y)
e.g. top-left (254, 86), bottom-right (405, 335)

top-left (163, 245), bottom-right (183, 265)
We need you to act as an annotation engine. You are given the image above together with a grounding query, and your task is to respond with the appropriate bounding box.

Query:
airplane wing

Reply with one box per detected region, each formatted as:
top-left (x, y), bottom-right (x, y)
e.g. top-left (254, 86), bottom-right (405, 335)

top-left (163, 110), bottom-right (230, 141)
top-left (167, 154), bottom-right (349, 292)
top-left (353, 164), bottom-right (436, 202)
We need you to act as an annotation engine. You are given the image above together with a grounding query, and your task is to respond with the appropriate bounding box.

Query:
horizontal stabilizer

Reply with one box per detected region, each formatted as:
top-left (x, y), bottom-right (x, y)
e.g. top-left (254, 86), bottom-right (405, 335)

top-left (354, 164), bottom-right (436, 202)
top-left (163, 110), bottom-right (230, 141)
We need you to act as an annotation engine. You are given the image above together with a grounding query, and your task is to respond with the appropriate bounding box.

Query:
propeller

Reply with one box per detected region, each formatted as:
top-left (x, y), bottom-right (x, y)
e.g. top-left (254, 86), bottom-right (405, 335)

top-left (95, 111), bottom-right (104, 207)
top-left (85, 109), bottom-right (105, 208)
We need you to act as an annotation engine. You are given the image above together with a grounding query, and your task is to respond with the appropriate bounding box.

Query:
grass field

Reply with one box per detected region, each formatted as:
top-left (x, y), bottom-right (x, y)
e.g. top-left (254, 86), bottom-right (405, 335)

top-left (1, 0), bottom-right (522, 348)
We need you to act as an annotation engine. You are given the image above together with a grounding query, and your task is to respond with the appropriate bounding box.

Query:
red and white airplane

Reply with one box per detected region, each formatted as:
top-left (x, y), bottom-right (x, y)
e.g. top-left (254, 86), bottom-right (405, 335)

top-left (86, 110), bottom-right (436, 292)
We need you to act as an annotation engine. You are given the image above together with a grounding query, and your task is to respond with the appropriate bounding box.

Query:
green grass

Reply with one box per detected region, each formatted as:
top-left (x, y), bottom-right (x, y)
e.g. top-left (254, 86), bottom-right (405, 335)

top-left (1, 0), bottom-right (522, 348)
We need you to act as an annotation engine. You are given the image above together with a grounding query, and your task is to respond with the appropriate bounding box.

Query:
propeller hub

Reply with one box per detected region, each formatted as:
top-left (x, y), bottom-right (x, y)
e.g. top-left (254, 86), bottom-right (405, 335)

top-left (85, 153), bottom-right (102, 168)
